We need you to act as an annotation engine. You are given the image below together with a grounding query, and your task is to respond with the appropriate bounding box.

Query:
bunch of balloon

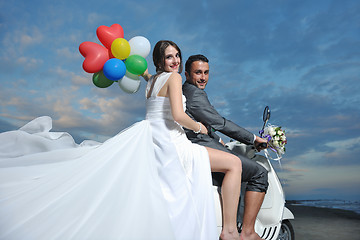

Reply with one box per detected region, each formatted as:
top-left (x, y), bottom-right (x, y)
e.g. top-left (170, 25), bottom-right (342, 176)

top-left (79, 24), bottom-right (151, 93)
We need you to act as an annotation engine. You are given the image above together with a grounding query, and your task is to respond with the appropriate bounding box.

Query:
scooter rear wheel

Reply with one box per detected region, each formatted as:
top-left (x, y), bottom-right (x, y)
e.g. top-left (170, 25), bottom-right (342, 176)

top-left (277, 220), bottom-right (295, 240)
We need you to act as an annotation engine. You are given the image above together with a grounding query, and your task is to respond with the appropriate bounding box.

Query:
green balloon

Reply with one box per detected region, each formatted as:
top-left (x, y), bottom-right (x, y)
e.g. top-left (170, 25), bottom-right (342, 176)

top-left (125, 55), bottom-right (147, 75)
top-left (92, 71), bottom-right (114, 88)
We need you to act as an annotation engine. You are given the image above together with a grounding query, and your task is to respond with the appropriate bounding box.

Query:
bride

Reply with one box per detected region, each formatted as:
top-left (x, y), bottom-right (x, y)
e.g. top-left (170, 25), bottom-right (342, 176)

top-left (0, 40), bottom-right (242, 240)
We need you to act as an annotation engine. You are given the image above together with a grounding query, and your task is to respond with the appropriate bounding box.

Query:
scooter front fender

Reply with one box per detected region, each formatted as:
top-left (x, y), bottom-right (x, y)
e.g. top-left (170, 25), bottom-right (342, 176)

top-left (282, 206), bottom-right (294, 220)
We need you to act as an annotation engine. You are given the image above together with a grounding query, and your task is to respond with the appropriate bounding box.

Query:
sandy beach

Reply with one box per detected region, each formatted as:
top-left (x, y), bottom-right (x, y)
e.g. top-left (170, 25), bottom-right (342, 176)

top-left (285, 203), bottom-right (360, 240)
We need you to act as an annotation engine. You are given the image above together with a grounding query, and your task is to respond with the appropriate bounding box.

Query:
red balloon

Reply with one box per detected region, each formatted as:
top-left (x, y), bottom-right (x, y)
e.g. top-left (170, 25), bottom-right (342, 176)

top-left (96, 24), bottom-right (124, 49)
top-left (79, 42), bottom-right (110, 73)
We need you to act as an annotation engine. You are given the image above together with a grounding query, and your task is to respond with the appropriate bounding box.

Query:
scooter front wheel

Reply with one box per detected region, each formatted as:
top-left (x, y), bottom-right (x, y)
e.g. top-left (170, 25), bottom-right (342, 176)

top-left (277, 220), bottom-right (295, 240)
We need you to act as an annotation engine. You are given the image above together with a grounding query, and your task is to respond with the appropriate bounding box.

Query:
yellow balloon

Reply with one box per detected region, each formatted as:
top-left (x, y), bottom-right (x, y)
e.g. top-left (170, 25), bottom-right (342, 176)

top-left (111, 38), bottom-right (131, 60)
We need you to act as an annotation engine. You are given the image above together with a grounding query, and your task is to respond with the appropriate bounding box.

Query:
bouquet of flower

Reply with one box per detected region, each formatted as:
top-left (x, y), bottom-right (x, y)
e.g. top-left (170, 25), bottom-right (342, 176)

top-left (260, 124), bottom-right (287, 156)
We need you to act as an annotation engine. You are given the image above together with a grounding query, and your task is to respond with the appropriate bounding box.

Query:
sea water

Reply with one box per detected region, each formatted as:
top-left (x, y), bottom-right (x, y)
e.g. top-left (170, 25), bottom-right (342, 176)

top-left (290, 199), bottom-right (360, 214)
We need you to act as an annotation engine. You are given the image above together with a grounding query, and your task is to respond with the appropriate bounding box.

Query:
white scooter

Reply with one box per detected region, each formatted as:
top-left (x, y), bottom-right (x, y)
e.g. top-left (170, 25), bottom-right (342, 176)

top-left (212, 106), bottom-right (295, 240)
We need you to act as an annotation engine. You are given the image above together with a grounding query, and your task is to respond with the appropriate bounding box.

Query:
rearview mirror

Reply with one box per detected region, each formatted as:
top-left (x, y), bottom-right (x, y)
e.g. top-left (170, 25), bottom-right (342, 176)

top-left (263, 106), bottom-right (271, 123)
top-left (261, 106), bottom-right (271, 132)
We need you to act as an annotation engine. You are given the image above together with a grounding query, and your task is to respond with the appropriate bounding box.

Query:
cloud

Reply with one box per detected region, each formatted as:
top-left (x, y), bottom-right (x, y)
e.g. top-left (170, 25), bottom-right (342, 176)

top-left (86, 13), bottom-right (104, 25)
top-left (1, 26), bottom-right (44, 55)
top-left (173, 0), bottom-right (360, 77)
top-left (49, 66), bottom-right (90, 86)
top-left (56, 47), bottom-right (80, 60)
top-left (285, 136), bottom-right (360, 167)
top-left (16, 56), bottom-right (44, 70)
top-left (19, 29), bottom-right (43, 46)
top-left (299, 62), bottom-right (360, 106)
top-left (281, 163), bottom-right (360, 200)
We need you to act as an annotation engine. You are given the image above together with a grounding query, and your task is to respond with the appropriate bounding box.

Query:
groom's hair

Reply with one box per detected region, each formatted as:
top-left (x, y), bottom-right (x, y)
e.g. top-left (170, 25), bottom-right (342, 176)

top-left (185, 54), bottom-right (209, 73)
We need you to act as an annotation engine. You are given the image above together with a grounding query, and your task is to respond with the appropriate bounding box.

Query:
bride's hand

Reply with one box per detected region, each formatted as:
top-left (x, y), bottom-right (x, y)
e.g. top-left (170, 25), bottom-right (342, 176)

top-left (141, 69), bottom-right (151, 81)
top-left (199, 122), bottom-right (208, 135)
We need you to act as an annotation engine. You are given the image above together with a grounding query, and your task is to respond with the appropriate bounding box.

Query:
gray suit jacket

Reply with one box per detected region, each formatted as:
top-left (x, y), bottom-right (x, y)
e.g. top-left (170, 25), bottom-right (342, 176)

top-left (182, 81), bottom-right (255, 147)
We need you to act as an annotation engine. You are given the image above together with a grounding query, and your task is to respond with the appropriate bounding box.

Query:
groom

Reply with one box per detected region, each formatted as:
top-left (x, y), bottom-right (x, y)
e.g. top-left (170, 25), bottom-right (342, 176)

top-left (182, 54), bottom-right (268, 239)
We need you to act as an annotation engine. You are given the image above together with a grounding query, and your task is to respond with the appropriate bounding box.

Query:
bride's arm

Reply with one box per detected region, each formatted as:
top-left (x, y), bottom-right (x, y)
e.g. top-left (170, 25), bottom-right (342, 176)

top-left (168, 73), bottom-right (208, 134)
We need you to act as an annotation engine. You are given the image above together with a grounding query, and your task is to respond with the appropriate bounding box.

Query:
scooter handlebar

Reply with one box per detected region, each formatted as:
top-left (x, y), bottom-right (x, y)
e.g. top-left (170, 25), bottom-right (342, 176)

top-left (258, 142), bottom-right (267, 148)
top-left (255, 142), bottom-right (268, 152)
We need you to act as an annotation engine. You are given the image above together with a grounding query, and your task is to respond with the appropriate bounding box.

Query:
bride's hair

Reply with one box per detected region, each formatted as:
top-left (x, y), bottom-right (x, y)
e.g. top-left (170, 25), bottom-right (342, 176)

top-left (153, 40), bottom-right (183, 74)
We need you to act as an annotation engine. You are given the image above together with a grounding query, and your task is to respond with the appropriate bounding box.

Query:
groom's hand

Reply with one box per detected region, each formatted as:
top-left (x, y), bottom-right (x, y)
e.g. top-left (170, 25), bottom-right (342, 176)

top-left (254, 136), bottom-right (268, 151)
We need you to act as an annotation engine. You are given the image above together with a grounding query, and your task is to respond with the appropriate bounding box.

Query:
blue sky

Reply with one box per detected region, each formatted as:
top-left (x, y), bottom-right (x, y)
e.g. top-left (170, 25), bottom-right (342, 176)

top-left (1, 0), bottom-right (359, 200)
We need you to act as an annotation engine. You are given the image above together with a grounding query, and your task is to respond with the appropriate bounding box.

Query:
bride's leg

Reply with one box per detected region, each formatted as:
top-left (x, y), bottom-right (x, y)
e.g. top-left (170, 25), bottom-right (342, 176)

top-left (205, 147), bottom-right (242, 240)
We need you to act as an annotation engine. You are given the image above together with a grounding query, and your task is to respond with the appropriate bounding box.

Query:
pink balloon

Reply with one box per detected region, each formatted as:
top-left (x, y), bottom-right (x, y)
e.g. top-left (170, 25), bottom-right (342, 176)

top-left (96, 24), bottom-right (124, 49)
top-left (79, 41), bottom-right (110, 73)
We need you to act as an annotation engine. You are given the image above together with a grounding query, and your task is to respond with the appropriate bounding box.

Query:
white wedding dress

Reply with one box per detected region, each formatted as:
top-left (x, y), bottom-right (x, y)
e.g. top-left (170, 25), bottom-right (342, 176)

top-left (0, 72), bottom-right (218, 240)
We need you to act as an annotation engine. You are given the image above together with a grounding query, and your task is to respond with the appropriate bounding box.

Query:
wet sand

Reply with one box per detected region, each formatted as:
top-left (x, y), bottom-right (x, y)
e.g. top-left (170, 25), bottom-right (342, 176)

top-left (285, 203), bottom-right (360, 240)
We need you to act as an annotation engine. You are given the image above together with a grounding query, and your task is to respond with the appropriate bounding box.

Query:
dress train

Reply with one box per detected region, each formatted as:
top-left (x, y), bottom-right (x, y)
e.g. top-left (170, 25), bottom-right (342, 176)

top-left (0, 118), bottom-right (175, 240)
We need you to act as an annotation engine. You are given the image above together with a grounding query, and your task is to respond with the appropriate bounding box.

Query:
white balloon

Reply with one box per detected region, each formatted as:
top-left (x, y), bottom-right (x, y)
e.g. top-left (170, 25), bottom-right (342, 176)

top-left (124, 70), bottom-right (140, 80)
top-left (129, 36), bottom-right (151, 58)
top-left (119, 71), bottom-right (141, 94)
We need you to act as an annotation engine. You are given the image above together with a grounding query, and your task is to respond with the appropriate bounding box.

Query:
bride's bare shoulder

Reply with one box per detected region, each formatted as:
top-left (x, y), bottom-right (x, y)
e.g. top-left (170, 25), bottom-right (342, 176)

top-left (168, 72), bottom-right (182, 82)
